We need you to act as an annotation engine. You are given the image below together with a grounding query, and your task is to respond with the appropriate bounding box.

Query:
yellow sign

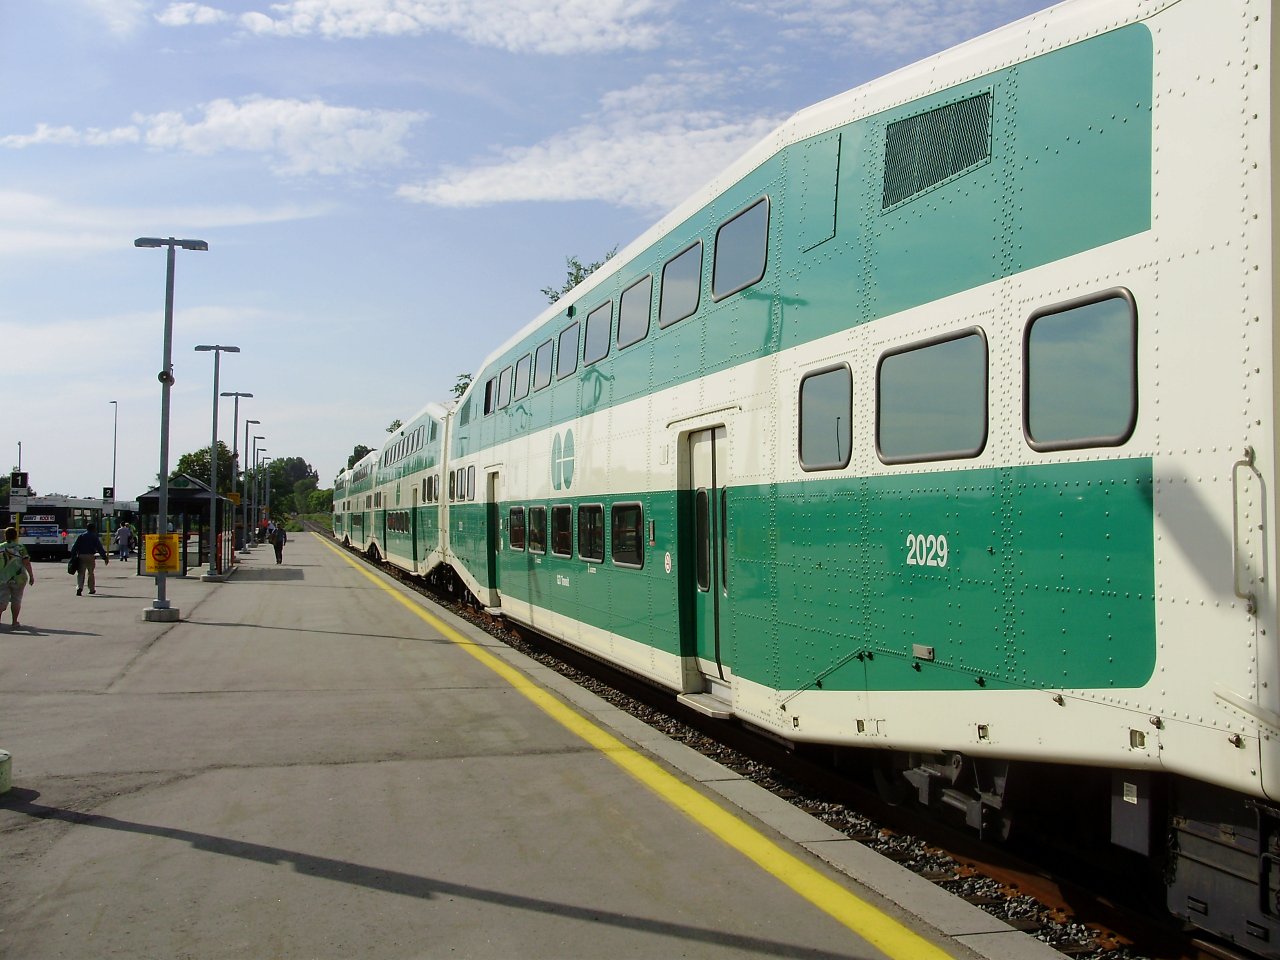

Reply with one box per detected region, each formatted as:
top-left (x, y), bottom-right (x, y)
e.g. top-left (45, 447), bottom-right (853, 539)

top-left (145, 534), bottom-right (181, 574)
top-left (228, 492), bottom-right (241, 505)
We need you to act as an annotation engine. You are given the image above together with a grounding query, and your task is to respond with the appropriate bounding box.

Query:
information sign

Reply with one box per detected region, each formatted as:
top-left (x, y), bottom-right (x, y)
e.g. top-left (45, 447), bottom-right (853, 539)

top-left (145, 534), bottom-right (181, 574)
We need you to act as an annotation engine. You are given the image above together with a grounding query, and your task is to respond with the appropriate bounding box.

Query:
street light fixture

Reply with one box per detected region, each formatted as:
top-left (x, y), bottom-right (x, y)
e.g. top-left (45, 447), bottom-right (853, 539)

top-left (135, 236), bottom-right (207, 622)
top-left (195, 345), bottom-right (239, 578)
top-left (252, 439), bottom-right (265, 540)
top-left (241, 418), bottom-right (260, 549)
top-left (222, 393), bottom-right (253, 550)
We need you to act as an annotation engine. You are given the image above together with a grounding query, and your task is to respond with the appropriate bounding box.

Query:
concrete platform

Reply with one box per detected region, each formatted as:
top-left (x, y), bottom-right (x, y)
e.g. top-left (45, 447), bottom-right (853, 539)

top-left (0, 534), bottom-right (1062, 960)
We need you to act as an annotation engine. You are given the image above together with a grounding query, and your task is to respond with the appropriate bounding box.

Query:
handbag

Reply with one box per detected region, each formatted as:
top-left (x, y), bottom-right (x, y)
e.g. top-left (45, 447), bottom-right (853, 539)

top-left (67, 555), bottom-right (78, 575)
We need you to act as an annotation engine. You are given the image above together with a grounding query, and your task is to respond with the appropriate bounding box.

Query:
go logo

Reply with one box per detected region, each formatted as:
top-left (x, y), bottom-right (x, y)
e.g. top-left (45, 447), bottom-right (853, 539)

top-left (551, 429), bottom-right (575, 491)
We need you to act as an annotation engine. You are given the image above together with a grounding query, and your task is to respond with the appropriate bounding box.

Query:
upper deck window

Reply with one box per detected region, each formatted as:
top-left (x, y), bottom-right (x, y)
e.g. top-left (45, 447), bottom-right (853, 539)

top-left (799, 365), bottom-right (852, 471)
top-left (557, 323), bottom-right (580, 379)
top-left (533, 339), bottom-right (554, 391)
top-left (584, 302), bottom-right (612, 366)
top-left (712, 198), bottom-right (769, 300)
top-left (513, 354), bottom-right (531, 401)
top-left (618, 276), bottom-right (652, 348)
top-left (659, 242), bottom-right (701, 328)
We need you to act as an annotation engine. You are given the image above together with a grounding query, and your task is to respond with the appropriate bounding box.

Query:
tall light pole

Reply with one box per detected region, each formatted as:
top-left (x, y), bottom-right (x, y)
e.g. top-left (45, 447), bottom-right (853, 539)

top-left (261, 456), bottom-right (273, 527)
top-left (241, 417), bottom-right (260, 549)
top-left (222, 392), bottom-right (253, 550)
top-left (194, 345), bottom-right (239, 578)
top-left (252, 440), bottom-right (265, 540)
top-left (135, 236), bottom-right (207, 622)
top-left (109, 400), bottom-right (118, 514)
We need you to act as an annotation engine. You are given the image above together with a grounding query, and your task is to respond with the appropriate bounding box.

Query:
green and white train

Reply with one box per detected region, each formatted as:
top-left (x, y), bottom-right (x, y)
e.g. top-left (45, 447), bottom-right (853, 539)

top-left (335, 0), bottom-right (1280, 950)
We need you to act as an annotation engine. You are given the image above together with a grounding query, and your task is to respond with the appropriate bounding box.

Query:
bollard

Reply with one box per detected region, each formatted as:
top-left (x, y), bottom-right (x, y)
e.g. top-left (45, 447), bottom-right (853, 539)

top-left (0, 749), bottom-right (10, 795)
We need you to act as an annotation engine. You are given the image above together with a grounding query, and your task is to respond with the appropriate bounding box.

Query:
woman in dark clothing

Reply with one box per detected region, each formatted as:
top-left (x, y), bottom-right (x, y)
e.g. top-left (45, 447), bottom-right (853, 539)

top-left (72, 523), bottom-right (109, 595)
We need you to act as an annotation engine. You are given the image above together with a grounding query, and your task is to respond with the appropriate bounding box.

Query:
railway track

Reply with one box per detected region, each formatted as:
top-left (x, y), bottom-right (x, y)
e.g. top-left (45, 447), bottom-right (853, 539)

top-left (314, 528), bottom-right (1245, 960)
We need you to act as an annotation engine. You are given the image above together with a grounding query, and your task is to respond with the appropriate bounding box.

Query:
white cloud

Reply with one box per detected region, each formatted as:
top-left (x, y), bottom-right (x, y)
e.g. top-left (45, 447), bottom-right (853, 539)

top-left (1, 97), bottom-right (425, 177)
top-left (234, 0), bottom-right (673, 54)
top-left (137, 96), bottom-right (424, 175)
top-left (0, 191), bottom-right (334, 257)
top-left (74, 0), bottom-right (148, 36)
top-left (397, 74), bottom-right (782, 212)
top-left (155, 2), bottom-right (231, 26)
top-left (737, 0), bottom-right (1041, 57)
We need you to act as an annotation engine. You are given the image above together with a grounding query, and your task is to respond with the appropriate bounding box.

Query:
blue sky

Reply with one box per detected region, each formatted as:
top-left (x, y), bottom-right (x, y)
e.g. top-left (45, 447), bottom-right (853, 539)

top-left (2, 0), bottom-right (1053, 501)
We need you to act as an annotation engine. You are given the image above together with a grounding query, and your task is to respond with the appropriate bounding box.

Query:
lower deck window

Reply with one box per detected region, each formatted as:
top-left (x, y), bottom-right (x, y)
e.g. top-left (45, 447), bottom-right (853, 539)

top-left (1024, 290), bottom-right (1137, 450)
top-left (528, 507), bottom-right (547, 554)
top-left (877, 329), bottom-right (987, 463)
top-left (578, 504), bottom-right (604, 562)
top-left (611, 503), bottom-right (643, 568)
top-left (551, 505), bottom-right (573, 557)
top-left (509, 507), bottom-right (526, 551)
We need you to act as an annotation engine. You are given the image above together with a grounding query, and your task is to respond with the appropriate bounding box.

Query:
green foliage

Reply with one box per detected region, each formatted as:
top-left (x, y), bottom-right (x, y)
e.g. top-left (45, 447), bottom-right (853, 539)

top-left (173, 441), bottom-right (237, 494)
top-left (348, 444), bottom-right (373, 469)
top-left (452, 373), bottom-right (472, 399)
top-left (541, 247), bottom-right (618, 304)
top-left (386, 419), bottom-right (403, 433)
top-left (292, 476), bottom-right (318, 515)
top-left (307, 487), bottom-right (333, 514)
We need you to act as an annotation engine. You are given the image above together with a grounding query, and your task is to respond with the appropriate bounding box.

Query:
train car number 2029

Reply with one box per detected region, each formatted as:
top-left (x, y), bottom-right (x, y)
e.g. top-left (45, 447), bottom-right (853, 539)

top-left (905, 534), bottom-right (949, 568)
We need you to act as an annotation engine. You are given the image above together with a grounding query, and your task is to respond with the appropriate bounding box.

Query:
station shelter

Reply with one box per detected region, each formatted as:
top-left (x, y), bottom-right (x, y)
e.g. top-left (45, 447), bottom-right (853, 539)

top-left (136, 474), bottom-right (237, 576)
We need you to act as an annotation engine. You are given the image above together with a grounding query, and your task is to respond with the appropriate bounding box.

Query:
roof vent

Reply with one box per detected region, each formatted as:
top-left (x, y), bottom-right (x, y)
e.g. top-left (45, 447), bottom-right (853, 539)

top-left (883, 91), bottom-right (992, 210)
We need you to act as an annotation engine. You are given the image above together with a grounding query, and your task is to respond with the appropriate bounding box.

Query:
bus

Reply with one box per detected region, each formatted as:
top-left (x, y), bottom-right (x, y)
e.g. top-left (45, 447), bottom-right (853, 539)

top-left (2, 495), bottom-right (139, 560)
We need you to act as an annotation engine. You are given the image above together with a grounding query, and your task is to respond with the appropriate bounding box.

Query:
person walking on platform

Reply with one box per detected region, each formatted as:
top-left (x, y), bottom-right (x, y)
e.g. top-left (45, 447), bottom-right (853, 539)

top-left (269, 522), bottom-right (287, 564)
top-left (72, 522), bottom-right (109, 596)
top-left (0, 526), bottom-right (35, 629)
top-left (112, 522), bottom-right (133, 560)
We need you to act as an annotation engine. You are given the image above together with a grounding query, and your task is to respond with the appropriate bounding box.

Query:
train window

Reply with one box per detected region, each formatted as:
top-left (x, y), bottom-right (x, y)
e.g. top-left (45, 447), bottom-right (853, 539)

top-left (467, 465), bottom-right (476, 501)
top-left (695, 489), bottom-right (710, 590)
top-left (448, 471), bottom-right (455, 501)
top-left (513, 354), bottom-right (532, 401)
top-left (459, 398), bottom-right (472, 426)
top-left (509, 507), bottom-right (526, 551)
top-left (611, 503), bottom-right (644, 568)
top-left (578, 504), bottom-right (604, 563)
top-left (498, 366), bottom-right (512, 409)
top-left (712, 198), bottom-right (769, 301)
top-left (430, 421), bottom-right (437, 442)
top-left (659, 241), bottom-right (701, 328)
top-left (483, 378), bottom-right (496, 416)
top-left (422, 478), bottom-right (427, 502)
top-left (551, 505), bottom-right (573, 557)
top-left (1024, 290), bottom-right (1137, 451)
top-left (799, 365), bottom-right (852, 471)
top-left (557, 323), bottom-right (579, 379)
top-left (877, 329), bottom-right (988, 463)
top-left (618, 275), bottom-right (652, 349)
top-left (533, 339), bottom-right (554, 391)
top-left (583, 302), bottom-right (612, 365)
top-left (528, 507), bottom-right (547, 553)
top-left (619, 273), bottom-right (655, 350)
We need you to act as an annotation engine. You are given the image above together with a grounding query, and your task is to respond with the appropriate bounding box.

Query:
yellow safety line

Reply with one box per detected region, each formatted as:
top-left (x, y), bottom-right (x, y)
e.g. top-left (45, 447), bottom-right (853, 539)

top-left (316, 535), bottom-right (955, 959)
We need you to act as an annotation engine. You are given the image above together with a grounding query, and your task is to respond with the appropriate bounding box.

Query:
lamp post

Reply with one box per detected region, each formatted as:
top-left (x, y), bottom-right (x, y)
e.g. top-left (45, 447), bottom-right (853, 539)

top-left (135, 236), bottom-right (207, 622)
top-left (252, 439), bottom-right (265, 541)
top-left (109, 401), bottom-right (118, 514)
top-left (195, 345), bottom-right (239, 578)
top-left (241, 418), bottom-right (259, 549)
top-left (261, 456), bottom-right (273, 529)
top-left (222, 393), bottom-right (253, 550)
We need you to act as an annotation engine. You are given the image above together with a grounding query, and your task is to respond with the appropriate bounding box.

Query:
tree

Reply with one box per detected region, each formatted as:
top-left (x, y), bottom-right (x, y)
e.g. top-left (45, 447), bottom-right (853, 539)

top-left (347, 444), bottom-right (373, 469)
top-left (293, 476), bottom-right (319, 515)
top-left (541, 247), bottom-right (618, 304)
top-left (451, 373), bottom-right (472, 399)
top-left (386, 419), bottom-right (402, 433)
top-left (173, 442), bottom-right (237, 495)
top-left (307, 487), bottom-right (333, 514)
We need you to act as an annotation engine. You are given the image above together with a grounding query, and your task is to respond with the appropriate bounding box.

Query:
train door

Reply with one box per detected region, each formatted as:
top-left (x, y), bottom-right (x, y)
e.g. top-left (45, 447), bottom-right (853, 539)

top-left (686, 427), bottom-right (731, 699)
top-left (486, 470), bottom-right (501, 596)
top-left (411, 484), bottom-right (419, 569)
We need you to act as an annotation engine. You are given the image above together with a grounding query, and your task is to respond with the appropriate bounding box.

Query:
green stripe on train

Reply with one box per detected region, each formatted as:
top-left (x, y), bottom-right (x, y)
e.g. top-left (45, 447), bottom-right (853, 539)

top-left (461, 457), bottom-right (1155, 693)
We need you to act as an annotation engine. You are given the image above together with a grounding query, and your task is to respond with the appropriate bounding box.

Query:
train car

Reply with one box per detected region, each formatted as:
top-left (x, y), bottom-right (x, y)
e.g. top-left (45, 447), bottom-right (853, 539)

top-left (349, 0), bottom-right (1280, 951)
top-left (336, 451), bottom-right (379, 555)
top-left (371, 403), bottom-right (448, 576)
